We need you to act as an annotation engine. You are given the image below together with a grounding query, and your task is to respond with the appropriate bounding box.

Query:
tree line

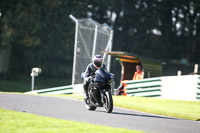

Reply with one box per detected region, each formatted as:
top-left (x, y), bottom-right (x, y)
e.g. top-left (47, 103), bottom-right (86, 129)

top-left (0, 0), bottom-right (200, 78)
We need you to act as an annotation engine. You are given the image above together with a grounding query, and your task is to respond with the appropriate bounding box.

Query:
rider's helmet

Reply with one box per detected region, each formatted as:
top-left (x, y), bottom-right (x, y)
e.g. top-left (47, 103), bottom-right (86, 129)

top-left (93, 55), bottom-right (103, 68)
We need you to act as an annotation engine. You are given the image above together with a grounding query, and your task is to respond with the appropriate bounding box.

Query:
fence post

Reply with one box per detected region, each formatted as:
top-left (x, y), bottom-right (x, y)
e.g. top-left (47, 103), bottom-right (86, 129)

top-left (107, 30), bottom-right (113, 72)
top-left (89, 18), bottom-right (98, 59)
top-left (177, 71), bottom-right (181, 76)
top-left (70, 15), bottom-right (79, 85)
top-left (194, 64), bottom-right (198, 74)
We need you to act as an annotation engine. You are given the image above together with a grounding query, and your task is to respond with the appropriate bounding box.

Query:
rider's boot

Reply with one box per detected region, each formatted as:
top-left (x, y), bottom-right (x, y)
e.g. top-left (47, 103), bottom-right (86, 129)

top-left (84, 90), bottom-right (89, 99)
top-left (83, 85), bottom-right (89, 99)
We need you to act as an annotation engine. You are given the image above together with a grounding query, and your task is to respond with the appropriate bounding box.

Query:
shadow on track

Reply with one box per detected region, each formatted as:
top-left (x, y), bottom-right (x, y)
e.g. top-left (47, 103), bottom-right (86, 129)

top-left (95, 110), bottom-right (180, 120)
top-left (112, 112), bottom-right (180, 120)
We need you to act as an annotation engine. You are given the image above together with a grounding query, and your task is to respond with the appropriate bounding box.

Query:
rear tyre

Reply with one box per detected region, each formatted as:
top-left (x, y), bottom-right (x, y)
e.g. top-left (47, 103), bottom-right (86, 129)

top-left (103, 91), bottom-right (113, 113)
top-left (84, 99), bottom-right (97, 111)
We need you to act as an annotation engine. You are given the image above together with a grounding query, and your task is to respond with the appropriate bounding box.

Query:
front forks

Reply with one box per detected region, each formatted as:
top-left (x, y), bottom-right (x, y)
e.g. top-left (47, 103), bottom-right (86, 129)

top-left (101, 92), bottom-right (104, 103)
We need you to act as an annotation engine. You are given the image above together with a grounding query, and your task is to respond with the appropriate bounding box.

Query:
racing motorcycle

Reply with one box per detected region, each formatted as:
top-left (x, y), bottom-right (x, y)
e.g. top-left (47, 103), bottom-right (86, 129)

top-left (81, 68), bottom-right (114, 113)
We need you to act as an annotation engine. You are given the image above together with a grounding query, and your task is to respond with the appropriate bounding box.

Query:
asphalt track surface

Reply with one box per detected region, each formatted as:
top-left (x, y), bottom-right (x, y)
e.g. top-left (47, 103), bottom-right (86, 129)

top-left (0, 93), bottom-right (199, 133)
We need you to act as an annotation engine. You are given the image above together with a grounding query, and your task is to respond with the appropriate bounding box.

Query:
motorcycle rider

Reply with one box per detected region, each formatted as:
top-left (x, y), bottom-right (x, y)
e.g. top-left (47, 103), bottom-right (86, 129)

top-left (83, 55), bottom-right (106, 99)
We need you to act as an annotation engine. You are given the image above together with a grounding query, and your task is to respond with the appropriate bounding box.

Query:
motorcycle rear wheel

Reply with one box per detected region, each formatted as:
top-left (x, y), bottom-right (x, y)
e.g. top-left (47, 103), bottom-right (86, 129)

top-left (84, 99), bottom-right (97, 111)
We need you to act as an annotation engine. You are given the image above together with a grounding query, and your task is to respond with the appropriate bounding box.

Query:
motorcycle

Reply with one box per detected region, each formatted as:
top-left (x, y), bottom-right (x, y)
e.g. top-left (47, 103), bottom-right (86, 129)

top-left (81, 68), bottom-right (114, 113)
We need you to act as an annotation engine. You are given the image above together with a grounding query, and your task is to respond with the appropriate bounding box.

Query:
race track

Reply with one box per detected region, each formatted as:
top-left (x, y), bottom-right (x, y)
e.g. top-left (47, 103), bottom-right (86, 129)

top-left (0, 93), bottom-right (199, 133)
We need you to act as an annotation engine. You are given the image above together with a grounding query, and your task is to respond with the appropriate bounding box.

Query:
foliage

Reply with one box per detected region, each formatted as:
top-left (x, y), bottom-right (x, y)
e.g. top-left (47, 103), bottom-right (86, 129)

top-left (0, 75), bottom-right (71, 92)
top-left (0, 0), bottom-right (200, 77)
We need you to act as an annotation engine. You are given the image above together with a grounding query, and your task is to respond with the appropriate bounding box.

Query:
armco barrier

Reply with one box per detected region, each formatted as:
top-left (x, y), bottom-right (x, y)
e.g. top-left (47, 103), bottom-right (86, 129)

top-left (124, 75), bottom-right (200, 101)
top-left (37, 85), bottom-right (73, 94)
top-left (25, 75), bottom-right (200, 101)
top-left (124, 77), bottom-right (162, 97)
top-left (126, 87), bottom-right (161, 97)
top-left (197, 75), bottom-right (200, 100)
top-left (25, 84), bottom-right (84, 95)
top-left (26, 85), bottom-right (73, 95)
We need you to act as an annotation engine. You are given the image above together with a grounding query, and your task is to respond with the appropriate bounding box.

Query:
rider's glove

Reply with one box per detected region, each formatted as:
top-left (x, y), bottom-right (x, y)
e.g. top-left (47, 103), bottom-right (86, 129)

top-left (85, 76), bottom-right (92, 82)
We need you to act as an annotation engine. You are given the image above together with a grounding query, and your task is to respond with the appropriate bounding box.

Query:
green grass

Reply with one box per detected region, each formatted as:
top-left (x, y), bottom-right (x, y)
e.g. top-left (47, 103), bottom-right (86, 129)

top-left (0, 75), bottom-right (71, 92)
top-left (0, 108), bottom-right (142, 133)
top-left (113, 96), bottom-right (200, 121)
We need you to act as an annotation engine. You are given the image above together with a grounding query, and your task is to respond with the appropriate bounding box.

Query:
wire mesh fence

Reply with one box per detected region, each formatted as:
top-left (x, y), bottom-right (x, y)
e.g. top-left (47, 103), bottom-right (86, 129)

top-left (70, 16), bottom-right (113, 84)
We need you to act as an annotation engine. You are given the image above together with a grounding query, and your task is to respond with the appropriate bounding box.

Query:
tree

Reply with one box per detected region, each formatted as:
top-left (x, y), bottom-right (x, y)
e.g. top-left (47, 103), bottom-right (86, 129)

top-left (0, 0), bottom-right (200, 78)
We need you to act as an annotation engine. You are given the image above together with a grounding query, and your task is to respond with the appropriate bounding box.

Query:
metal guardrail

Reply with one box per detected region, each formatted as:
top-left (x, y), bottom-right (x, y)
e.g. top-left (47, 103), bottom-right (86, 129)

top-left (126, 81), bottom-right (161, 90)
top-left (124, 77), bottom-right (162, 97)
top-left (197, 91), bottom-right (200, 100)
top-left (25, 84), bottom-right (83, 95)
top-left (197, 75), bottom-right (200, 100)
top-left (126, 87), bottom-right (161, 97)
top-left (25, 75), bottom-right (200, 100)
top-left (35, 85), bottom-right (73, 94)
top-left (125, 77), bottom-right (161, 84)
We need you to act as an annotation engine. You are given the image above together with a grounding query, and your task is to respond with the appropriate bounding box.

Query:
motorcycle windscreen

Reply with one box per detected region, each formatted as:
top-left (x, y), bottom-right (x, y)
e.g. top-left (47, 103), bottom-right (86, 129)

top-left (94, 68), bottom-right (108, 83)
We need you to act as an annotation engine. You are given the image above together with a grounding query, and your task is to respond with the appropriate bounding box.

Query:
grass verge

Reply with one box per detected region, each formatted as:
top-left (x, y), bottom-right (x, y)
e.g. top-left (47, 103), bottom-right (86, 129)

top-left (113, 96), bottom-right (200, 121)
top-left (0, 108), bottom-right (142, 133)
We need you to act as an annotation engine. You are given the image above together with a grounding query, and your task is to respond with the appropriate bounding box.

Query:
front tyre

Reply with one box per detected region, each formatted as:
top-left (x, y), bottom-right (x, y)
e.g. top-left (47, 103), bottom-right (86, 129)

top-left (84, 99), bottom-right (97, 111)
top-left (103, 91), bottom-right (113, 113)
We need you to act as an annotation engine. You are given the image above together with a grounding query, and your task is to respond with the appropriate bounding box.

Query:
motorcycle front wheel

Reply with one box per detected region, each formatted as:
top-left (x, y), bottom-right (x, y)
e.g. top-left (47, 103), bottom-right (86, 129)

top-left (103, 91), bottom-right (113, 113)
